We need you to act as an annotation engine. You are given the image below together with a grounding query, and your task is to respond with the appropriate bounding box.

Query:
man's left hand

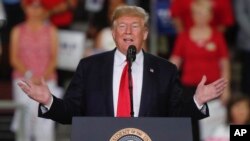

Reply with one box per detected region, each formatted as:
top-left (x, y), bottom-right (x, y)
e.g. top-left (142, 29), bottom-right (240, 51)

top-left (194, 75), bottom-right (228, 106)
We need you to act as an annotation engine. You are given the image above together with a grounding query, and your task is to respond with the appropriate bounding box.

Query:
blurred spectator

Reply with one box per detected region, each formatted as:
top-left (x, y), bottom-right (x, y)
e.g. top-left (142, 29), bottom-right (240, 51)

top-left (9, 0), bottom-right (60, 141)
top-left (126, 0), bottom-right (139, 6)
top-left (84, 27), bottom-right (116, 57)
top-left (227, 95), bottom-right (250, 125)
top-left (85, 0), bottom-right (109, 41)
top-left (170, 0), bottom-right (234, 33)
top-left (1, 0), bottom-right (24, 44)
top-left (205, 94), bottom-right (250, 141)
top-left (199, 99), bottom-right (227, 140)
top-left (41, 0), bottom-right (78, 88)
top-left (42, 0), bottom-right (77, 29)
top-left (138, 0), bottom-right (150, 13)
top-left (235, 0), bottom-right (250, 97)
top-left (156, 0), bottom-right (177, 59)
top-left (85, 0), bottom-right (125, 57)
top-left (86, 0), bottom-right (124, 40)
top-left (170, 0), bottom-right (230, 105)
top-left (0, 0), bottom-right (4, 61)
top-left (0, 0), bottom-right (25, 80)
top-left (0, 0), bottom-right (6, 27)
top-left (94, 0), bottom-right (125, 49)
top-left (169, 2), bottom-right (230, 140)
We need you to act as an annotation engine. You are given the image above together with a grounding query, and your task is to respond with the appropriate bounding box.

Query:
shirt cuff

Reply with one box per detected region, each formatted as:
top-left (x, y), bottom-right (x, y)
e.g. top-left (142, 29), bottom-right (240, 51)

top-left (193, 96), bottom-right (203, 110)
top-left (40, 95), bottom-right (53, 114)
top-left (193, 96), bottom-right (207, 114)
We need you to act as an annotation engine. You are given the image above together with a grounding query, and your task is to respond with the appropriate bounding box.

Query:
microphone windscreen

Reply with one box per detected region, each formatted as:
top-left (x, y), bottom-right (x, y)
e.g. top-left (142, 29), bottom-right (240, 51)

top-left (127, 45), bottom-right (137, 62)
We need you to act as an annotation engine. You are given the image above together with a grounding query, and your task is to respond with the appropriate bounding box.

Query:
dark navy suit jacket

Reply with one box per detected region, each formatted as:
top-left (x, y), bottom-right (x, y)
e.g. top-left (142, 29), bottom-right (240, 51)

top-left (39, 49), bottom-right (208, 124)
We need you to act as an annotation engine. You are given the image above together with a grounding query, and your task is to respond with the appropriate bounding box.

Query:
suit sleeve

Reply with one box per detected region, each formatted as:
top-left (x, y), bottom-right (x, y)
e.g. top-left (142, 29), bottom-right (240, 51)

top-left (38, 59), bottom-right (86, 124)
top-left (167, 65), bottom-right (209, 120)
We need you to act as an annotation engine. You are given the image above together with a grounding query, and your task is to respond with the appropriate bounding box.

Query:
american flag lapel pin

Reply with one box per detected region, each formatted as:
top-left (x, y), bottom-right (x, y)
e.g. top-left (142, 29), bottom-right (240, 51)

top-left (149, 68), bottom-right (154, 73)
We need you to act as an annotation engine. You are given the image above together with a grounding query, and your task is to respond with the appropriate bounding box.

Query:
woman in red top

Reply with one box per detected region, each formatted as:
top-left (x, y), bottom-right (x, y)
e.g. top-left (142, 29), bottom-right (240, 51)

top-left (42, 0), bottom-right (77, 29)
top-left (170, 2), bottom-right (230, 141)
top-left (170, 0), bottom-right (234, 33)
top-left (170, 2), bottom-right (230, 100)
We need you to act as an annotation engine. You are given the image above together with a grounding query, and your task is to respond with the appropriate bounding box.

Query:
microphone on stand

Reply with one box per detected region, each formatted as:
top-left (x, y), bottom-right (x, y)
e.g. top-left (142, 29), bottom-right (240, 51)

top-left (127, 45), bottom-right (136, 63)
top-left (126, 45), bottom-right (136, 117)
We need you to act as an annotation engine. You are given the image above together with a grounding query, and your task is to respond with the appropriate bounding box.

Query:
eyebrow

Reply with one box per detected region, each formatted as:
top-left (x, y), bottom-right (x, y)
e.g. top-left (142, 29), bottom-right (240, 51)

top-left (117, 21), bottom-right (141, 25)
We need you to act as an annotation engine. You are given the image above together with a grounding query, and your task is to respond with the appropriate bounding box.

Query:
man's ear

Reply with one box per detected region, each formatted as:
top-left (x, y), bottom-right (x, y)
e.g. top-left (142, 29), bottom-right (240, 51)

top-left (111, 29), bottom-right (115, 40)
top-left (143, 30), bottom-right (148, 40)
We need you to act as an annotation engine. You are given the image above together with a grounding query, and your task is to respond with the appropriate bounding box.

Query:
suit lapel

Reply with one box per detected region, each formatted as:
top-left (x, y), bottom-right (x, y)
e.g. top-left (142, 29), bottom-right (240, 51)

top-left (139, 53), bottom-right (156, 116)
top-left (100, 49), bottom-right (116, 116)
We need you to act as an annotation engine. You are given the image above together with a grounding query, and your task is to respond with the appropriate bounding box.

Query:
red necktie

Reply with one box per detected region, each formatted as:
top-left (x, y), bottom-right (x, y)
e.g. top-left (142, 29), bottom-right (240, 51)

top-left (117, 62), bottom-right (131, 117)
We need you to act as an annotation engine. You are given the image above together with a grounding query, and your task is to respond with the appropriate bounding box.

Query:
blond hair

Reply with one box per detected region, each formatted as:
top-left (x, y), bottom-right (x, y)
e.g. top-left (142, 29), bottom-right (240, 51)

top-left (111, 5), bottom-right (149, 28)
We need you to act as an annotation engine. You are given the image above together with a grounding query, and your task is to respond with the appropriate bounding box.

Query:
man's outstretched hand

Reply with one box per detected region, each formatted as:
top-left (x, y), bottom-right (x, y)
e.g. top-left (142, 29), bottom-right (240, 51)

top-left (17, 78), bottom-right (52, 105)
top-left (194, 75), bottom-right (228, 106)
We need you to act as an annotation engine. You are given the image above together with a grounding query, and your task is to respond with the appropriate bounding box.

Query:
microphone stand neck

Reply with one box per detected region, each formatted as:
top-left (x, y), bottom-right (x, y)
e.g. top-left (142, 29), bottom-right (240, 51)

top-left (127, 60), bottom-right (134, 117)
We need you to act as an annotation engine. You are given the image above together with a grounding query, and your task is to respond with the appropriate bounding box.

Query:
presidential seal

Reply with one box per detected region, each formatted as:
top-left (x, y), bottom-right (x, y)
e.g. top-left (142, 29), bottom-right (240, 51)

top-left (109, 128), bottom-right (152, 141)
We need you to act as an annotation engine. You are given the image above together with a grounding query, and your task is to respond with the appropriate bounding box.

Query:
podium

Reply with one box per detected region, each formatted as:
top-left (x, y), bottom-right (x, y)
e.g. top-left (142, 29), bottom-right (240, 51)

top-left (71, 117), bottom-right (193, 141)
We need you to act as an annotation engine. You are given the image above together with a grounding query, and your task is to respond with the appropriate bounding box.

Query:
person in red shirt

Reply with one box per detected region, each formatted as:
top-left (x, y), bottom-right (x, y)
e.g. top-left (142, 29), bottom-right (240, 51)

top-left (170, 1), bottom-right (230, 100)
top-left (170, 0), bottom-right (234, 33)
top-left (42, 0), bottom-right (77, 29)
top-left (170, 2), bottom-right (230, 140)
top-left (10, 0), bottom-right (60, 140)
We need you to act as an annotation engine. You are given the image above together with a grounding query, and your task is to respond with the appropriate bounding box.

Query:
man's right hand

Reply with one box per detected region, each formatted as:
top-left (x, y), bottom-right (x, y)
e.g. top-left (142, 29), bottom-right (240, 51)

top-left (17, 78), bottom-right (52, 105)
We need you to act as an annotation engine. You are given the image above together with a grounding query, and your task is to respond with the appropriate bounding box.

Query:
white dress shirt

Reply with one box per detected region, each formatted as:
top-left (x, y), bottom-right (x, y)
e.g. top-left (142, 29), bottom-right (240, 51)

top-left (113, 49), bottom-right (143, 117)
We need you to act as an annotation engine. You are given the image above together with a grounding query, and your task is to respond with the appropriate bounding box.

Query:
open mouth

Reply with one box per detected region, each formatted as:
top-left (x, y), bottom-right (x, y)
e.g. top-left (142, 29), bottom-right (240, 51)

top-left (123, 38), bottom-right (134, 44)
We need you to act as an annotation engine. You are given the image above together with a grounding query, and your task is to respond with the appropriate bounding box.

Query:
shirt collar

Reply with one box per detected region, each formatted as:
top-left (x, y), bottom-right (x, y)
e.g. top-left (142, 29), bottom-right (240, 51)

top-left (114, 49), bottom-right (143, 66)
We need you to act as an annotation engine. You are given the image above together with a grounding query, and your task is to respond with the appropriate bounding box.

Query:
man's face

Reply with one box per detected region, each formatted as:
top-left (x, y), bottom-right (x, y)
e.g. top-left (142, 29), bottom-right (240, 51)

top-left (112, 16), bottom-right (148, 55)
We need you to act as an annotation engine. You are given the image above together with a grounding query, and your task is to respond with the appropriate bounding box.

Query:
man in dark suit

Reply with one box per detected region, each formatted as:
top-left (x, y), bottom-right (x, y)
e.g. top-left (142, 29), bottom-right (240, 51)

top-left (18, 5), bottom-right (227, 124)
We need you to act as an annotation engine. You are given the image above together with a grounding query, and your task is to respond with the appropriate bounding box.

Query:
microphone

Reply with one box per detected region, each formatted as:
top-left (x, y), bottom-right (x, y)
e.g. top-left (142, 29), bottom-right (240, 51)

top-left (126, 45), bottom-right (137, 63)
top-left (126, 45), bottom-right (136, 117)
